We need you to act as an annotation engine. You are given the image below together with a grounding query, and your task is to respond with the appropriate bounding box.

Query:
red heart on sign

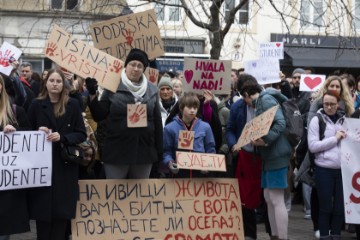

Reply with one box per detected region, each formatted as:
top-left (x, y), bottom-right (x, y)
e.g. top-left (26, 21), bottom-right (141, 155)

top-left (184, 70), bottom-right (193, 84)
top-left (276, 43), bottom-right (281, 47)
top-left (304, 76), bottom-right (322, 89)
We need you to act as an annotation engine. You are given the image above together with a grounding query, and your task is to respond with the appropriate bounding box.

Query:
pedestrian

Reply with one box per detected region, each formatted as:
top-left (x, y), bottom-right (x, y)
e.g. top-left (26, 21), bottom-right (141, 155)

top-left (85, 48), bottom-right (163, 179)
top-left (27, 68), bottom-right (86, 239)
top-left (308, 90), bottom-right (346, 240)
top-left (0, 74), bottom-right (31, 240)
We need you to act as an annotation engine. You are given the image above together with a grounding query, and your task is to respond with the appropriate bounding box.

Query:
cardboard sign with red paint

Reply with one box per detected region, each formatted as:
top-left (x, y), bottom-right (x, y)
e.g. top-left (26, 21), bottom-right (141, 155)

top-left (72, 178), bottom-right (243, 239)
top-left (341, 118), bottom-right (360, 224)
top-left (127, 104), bottom-right (147, 128)
top-left (237, 105), bottom-right (279, 147)
top-left (44, 25), bottom-right (122, 93)
top-left (0, 41), bottom-right (22, 76)
top-left (144, 67), bottom-right (159, 85)
top-left (178, 130), bottom-right (194, 150)
top-left (183, 58), bottom-right (232, 94)
top-left (259, 42), bottom-right (284, 59)
top-left (176, 151), bottom-right (227, 172)
top-left (90, 9), bottom-right (164, 61)
top-left (299, 74), bottom-right (326, 92)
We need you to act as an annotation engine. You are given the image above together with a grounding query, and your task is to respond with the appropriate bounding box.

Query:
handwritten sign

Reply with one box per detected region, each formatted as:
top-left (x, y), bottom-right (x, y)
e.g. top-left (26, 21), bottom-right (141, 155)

top-left (259, 42), bottom-right (284, 59)
top-left (243, 58), bottom-right (280, 85)
top-left (0, 131), bottom-right (52, 191)
top-left (237, 105), bottom-right (279, 147)
top-left (183, 58), bottom-right (232, 94)
top-left (127, 104), bottom-right (147, 128)
top-left (144, 67), bottom-right (159, 85)
top-left (90, 9), bottom-right (164, 61)
top-left (44, 24), bottom-right (122, 93)
top-left (72, 179), bottom-right (243, 239)
top-left (341, 118), bottom-right (360, 224)
top-left (178, 130), bottom-right (194, 150)
top-left (299, 74), bottom-right (326, 92)
top-left (176, 152), bottom-right (226, 172)
top-left (0, 42), bottom-right (22, 76)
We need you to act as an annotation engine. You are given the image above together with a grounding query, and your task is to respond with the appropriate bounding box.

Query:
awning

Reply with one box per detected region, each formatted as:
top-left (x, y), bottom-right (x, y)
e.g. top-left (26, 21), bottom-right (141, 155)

top-left (284, 47), bottom-right (360, 68)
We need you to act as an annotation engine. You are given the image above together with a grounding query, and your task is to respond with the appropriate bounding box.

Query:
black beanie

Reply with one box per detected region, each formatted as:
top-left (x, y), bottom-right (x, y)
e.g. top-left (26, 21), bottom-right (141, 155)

top-left (125, 48), bottom-right (149, 71)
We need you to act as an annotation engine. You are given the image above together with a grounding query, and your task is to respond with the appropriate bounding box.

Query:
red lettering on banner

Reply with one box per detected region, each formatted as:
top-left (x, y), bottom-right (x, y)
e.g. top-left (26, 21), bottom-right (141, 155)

top-left (350, 172), bottom-right (360, 204)
top-left (164, 233), bottom-right (239, 240)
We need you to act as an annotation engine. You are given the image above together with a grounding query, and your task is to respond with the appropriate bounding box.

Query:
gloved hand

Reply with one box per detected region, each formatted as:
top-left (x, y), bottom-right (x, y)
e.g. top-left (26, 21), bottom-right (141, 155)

top-left (168, 161), bottom-right (179, 174)
top-left (85, 77), bottom-right (98, 95)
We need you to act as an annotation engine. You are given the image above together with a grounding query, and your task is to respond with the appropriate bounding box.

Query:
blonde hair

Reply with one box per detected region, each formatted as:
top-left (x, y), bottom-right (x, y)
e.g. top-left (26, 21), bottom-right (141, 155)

top-left (38, 68), bottom-right (69, 118)
top-left (0, 75), bottom-right (17, 127)
top-left (317, 75), bottom-right (354, 116)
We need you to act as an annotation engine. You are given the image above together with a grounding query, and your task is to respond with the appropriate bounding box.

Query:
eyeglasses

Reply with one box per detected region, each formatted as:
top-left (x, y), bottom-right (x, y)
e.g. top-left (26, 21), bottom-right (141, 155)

top-left (323, 102), bottom-right (337, 108)
top-left (128, 62), bottom-right (144, 70)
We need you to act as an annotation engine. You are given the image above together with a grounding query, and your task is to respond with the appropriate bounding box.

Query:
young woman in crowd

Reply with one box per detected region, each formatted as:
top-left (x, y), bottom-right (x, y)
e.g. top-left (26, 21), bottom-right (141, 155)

top-left (27, 68), bottom-right (86, 239)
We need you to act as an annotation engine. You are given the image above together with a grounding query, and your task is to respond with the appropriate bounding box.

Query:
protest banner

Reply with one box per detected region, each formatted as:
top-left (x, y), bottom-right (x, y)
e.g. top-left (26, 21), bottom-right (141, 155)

top-left (72, 178), bottom-right (244, 240)
top-left (299, 74), bottom-right (326, 92)
top-left (176, 152), bottom-right (227, 172)
top-left (259, 42), bottom-right (284, 59)
top-left (237, 105), bottom-right (279, 147)
top-left (183, 58), bottom-right (232, 94)
top-left (0, 131), bottom-right (52, 191)
top-left (144, 67), bottom-right (159, 85)
top-left (0, 41), bottom-right (22, 76)
top-left (243, 58), bottom-right (280, 85)
top-left (44, 24), bottom-right (122, 93)
top-left (341, 118), bottom-right (360, 224)
top-left (90, 9), bottom-right (164, 61)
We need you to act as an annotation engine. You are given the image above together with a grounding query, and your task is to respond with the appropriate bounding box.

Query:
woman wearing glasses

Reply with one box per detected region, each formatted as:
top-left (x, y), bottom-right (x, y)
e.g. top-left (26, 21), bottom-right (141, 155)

top-left (85, 48), bottom-right (162, 179)
top-left (307, 90), bottom-right (346, 240)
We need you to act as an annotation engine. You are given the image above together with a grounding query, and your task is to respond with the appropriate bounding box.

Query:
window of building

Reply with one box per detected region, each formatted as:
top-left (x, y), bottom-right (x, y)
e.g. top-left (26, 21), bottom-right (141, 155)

top-left (154, 0), bottom-right (181, 23)
top-left (224, 0), bottom-right (249, 25)
top-left (51, 0), bottom-right (79, 10)
top-left (300, 0), bottom-right (325, 27)
top-left (354, 0), bottom-right (360, 28)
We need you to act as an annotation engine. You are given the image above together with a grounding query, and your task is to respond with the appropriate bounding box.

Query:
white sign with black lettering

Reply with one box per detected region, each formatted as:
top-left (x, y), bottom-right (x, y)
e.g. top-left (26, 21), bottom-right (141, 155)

top-left (0, 131), bottom-right (52, 190)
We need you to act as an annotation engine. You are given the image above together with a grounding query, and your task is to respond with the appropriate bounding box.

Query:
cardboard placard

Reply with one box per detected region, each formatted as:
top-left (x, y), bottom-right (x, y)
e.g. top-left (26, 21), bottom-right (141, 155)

top-left (0, 41), bottom-right (22, 76)
top-left (341, 118), bottom-right (360, 224)
top-left (177, 130), bottom-right (194, 150)
top-left (259, 42), bottom-right (284, 59)
top-left (144, 67), bottom-right (159, 85)
top-left (299, 74), bottom-right (326, 92)
top-left (237, 105), bottom-right (279, 147)
top-left (176, 152), bottom-right (227, 172)
top-left (72, 179), bottom-right (243, 239)
top-left (183, 58), bottom-right (232, 94)
top-left (243, 58), bottom-right (280, 85)
top-left (127, 104), bottom-right (147, 128)
top-left (44, 24), bottom-right (122, 93)
top-left (0, 131), bottom-right (52, 190)
top-left (90, 9), bottom-right (164, 61)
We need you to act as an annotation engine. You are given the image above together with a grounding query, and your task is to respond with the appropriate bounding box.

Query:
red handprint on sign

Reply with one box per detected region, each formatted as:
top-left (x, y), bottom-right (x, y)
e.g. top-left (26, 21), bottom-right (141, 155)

top-left (46, 42), bottom-right (58, 56)
top-left (148, 68), bottom-right (158, 84)
top-left (129, 105), bottom-right (146, 124)
top-left (0, 49), bottom-right (14, 67)
top-left (180, 131), bottom-right (194, 148)
top-left (111, 60), bottom-right (123, 73)
top-left (123, 29), bottom-right (134, 46)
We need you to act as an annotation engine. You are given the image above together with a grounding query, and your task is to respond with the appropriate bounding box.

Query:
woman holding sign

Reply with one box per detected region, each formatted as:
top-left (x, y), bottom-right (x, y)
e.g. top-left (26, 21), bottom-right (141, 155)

top-left (0, 74), bottom-right (31, 239)
top-left (85, 48), bottom-right (163, 179)
top-left (27, 68), bottom-right (86, 240)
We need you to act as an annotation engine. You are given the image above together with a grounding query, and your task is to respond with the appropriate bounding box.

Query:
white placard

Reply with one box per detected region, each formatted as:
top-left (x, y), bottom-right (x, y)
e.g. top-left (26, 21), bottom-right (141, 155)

top-left (299, 74), bottom-right (326, 92)
top-left (0, 131), bottom-right (52, 190)
top-left (0, 42), bottom-right (22, 76)
top-left (243, 58), bottom-right (280, 85)
top-left (259, 42), bottom-right (284, 59)
top-left (341, 118), bottom-right (360, 224)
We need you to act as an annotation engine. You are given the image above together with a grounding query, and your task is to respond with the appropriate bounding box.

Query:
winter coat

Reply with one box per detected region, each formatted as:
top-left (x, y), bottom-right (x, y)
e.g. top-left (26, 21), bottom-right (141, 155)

top-left (226, 99), bottom-right (247, 150)
top-left (308, 109), bottom-right (345, 169)
top-left (163, 116), bottom-right (216, 166)
top-left (27, 97), bottom-right (86, 221)
top-left (159, 94), bottom-right (178, 127)
top-left (255, 90), bottom-right (292, 171)
top-left (88, 80), bottom-right (163, 165)
top-left (0, 105), bottom-right (31, 235)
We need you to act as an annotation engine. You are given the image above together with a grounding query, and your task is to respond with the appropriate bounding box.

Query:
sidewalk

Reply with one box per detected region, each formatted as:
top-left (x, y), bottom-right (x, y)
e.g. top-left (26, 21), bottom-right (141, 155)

top-left (10, 204), bottom-right (356, 240)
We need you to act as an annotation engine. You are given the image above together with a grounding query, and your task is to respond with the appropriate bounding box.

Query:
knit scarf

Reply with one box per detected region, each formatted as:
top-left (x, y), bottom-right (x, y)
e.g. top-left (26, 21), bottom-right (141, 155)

top-left (121, 69), bottom-right (148, 102)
